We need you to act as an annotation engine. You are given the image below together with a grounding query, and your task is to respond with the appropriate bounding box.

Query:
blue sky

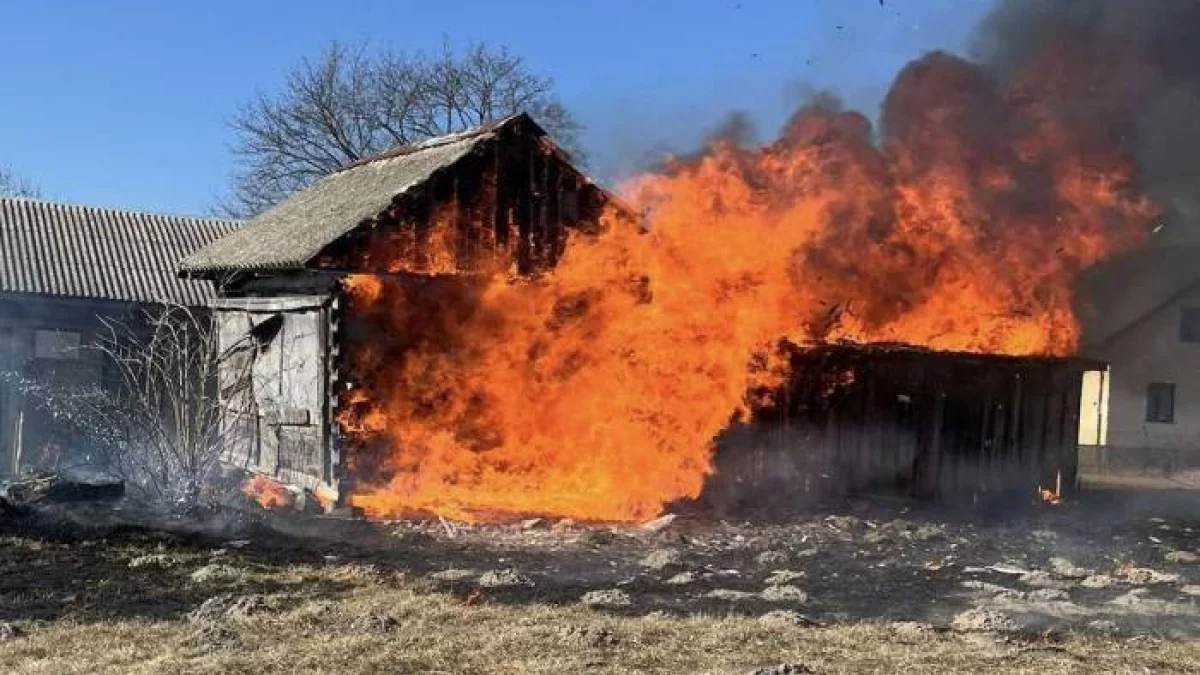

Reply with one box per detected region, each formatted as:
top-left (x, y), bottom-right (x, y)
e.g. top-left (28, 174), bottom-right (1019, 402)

top-left (0, 1), bottom-right (996, 216)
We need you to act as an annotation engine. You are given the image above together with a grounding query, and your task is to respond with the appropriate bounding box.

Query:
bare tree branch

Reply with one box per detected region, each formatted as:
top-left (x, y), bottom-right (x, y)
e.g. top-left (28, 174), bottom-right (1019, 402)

top-left (0, 167), bottom-right (41, 199)
top-left (222, 40), bottom-right (585, 218)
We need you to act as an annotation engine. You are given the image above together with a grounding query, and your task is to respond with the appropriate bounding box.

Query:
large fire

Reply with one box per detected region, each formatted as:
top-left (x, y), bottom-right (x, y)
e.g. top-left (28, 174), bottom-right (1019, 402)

top-left (339, 50), bottom-right (1154, 522)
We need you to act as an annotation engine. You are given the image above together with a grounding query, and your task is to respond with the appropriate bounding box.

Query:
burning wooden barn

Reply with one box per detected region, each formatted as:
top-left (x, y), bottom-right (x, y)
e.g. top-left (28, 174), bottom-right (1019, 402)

top-left (181, 114), bottom-right (1106, 518)
top-left (706, 342), bottom-right (1102, 513)
top-left (179, 114), bottom-right (616, 505)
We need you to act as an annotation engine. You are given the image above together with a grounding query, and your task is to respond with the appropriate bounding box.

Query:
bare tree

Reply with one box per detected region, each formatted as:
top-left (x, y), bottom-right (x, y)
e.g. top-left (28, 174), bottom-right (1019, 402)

top-left (0, 167), bottom-right (41, 198)
top-left (225, 41), bottom-right (585, 217)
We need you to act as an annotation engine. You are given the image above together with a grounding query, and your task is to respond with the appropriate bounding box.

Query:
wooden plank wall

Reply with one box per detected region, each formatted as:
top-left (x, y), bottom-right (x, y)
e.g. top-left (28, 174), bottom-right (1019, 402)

top-left (0, 296), bottom-right (130, 476)
top-left (316, 125), bottom-right (610, 278)
top-left (704, 345), bottom-right (1091, 513)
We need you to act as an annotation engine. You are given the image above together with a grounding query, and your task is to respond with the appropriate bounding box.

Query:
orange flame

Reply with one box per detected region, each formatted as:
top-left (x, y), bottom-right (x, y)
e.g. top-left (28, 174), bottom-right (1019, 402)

top-left (1039, 488), bottom-right (1063, 506)
top-left (338, 51), bottom-right (1154, 523)
top-left (309, 485), bottom-right (337, 512)
top-left (243, 475), bottom-right (292, 510)
top-left (1039, 470), bottom-right (1064, 505)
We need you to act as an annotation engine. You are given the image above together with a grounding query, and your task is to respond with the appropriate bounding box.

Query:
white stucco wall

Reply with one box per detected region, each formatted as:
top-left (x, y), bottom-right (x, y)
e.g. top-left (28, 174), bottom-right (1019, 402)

top-left (1088, 286), bottom-right (1200, 451)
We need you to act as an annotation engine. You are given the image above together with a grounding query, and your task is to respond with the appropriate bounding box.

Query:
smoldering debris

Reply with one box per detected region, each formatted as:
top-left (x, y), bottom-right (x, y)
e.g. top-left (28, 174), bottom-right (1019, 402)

top-left (0, 473), bottom-right (124, 513)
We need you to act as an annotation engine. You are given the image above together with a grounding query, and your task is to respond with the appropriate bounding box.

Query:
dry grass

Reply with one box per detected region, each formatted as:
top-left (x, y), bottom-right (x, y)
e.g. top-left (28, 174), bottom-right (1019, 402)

top-left (2, 500), bottom-right (1199, 675)
top-left (1, 548), bottom-right (1197, 675)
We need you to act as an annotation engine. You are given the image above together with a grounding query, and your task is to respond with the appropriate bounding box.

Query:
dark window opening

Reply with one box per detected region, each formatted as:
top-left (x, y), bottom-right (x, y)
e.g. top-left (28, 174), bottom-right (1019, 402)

top-left (1146, 382), bottom-right (1176, 424)
top-left (1180, 307), bottom-right (1200, 342)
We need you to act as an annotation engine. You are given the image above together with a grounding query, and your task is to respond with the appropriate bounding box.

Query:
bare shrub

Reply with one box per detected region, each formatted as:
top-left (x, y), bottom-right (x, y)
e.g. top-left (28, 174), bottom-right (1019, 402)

top-left (7, 303), bottom-right (253, 507)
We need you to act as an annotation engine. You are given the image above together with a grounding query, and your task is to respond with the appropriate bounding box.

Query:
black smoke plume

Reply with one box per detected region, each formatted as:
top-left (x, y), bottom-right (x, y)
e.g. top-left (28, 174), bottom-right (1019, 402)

top-left (974, 0), bottom-right (1200, 240)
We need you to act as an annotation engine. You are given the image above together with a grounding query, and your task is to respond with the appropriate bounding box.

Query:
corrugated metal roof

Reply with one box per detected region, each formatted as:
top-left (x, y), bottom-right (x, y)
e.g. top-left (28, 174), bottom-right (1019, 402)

top-left (179, 114), bottom-right (539, 275)
top-left (0, 197), bottom-right (240, 306)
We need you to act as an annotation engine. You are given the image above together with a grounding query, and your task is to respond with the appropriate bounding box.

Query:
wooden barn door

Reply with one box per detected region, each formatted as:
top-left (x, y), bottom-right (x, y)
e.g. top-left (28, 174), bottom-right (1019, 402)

top-left (214, 297), bottom-right (331, 493)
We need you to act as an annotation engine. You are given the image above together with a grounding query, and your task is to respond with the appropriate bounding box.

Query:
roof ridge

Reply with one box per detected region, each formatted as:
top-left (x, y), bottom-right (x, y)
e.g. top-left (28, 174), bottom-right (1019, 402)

top-left (0, 196), bottom-right (243, 226)
top-left (335, 113), bottom-right (536, 173)
top-left (181, 112), bottom-right (622, 277)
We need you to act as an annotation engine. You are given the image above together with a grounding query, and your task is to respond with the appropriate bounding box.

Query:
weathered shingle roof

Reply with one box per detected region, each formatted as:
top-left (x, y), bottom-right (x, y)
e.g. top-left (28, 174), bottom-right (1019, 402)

top-left (180, 114), bottom-right (552, 275)
top-left (0, 198), bottom-right (240, 306)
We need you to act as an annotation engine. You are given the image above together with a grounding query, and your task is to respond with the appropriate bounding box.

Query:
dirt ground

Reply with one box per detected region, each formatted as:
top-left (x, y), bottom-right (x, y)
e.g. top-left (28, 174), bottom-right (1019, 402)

top-left (0, 486), bottom-right (1197, 674)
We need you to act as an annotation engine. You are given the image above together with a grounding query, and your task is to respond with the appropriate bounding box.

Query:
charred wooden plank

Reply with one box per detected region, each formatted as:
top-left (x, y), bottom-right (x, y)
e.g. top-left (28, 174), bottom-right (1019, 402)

top-left (705, 341), bottom-right (1099, 511)
top-left (1, 473), bottom-right (124, 506)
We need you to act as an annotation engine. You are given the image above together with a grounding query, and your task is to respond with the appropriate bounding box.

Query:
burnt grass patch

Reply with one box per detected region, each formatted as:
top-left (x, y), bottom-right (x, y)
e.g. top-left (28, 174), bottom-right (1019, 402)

top-left (0, 489), bottom-right (1196, 674)
top-left (0, 487), bottom-right (1195, 632)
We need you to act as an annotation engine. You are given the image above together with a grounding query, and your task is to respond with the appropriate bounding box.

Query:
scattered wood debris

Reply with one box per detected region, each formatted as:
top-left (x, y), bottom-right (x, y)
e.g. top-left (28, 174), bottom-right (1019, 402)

top-left (640, 514), bottom-right (677, 533)
top-left (0, 473), bottom-right (124, 509)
